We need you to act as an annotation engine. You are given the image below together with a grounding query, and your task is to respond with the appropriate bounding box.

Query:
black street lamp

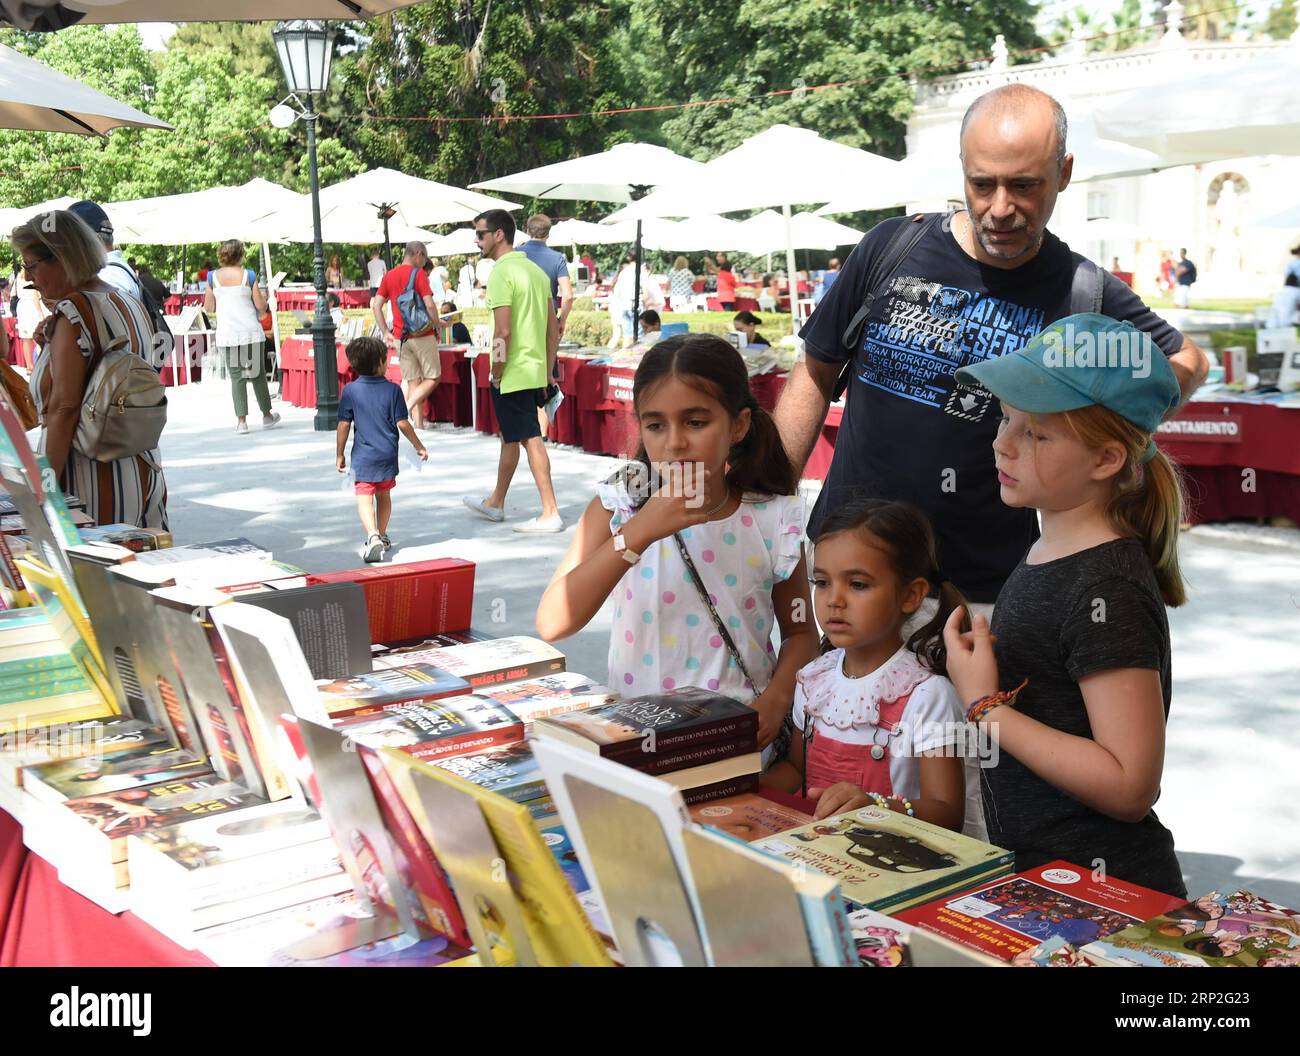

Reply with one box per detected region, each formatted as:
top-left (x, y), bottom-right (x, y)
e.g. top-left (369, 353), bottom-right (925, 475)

top-left (272, 19), bottom-right (339, 431)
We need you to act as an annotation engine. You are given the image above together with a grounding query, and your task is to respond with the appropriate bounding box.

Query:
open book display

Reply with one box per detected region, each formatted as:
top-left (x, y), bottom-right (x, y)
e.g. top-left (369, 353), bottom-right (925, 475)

top-left (1, 388), bottom-right (1294, 970)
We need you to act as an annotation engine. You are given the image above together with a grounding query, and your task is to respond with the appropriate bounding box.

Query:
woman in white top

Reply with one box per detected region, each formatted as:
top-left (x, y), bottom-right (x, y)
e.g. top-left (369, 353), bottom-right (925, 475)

top-left (367, 250), bottom-right (387, 296)
top-left (203, 239), bottom-right (280, 435)
top-left (667, 256), bottom-right (695, 308)
top-left (14, 280), bottom-right (49, 370)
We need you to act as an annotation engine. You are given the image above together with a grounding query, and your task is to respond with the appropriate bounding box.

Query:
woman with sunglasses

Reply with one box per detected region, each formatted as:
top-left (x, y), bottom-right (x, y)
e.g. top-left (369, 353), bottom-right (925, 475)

top-left (12, 210), bottom-right (168, 529)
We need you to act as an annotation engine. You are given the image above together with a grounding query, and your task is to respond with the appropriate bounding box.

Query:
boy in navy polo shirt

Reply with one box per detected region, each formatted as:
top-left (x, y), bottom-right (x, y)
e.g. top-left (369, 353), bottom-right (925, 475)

top-left (336, 337), bottom-right (429, 562)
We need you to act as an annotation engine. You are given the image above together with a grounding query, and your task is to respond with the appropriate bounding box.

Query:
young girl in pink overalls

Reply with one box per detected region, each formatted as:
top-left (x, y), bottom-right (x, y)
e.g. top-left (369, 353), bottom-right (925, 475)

top-left (761, 500), bottom-right (987, 839)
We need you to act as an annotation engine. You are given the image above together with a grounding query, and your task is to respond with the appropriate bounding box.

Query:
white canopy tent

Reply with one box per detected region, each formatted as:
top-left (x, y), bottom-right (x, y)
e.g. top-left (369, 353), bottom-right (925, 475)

top-left (1094, 46), bottom-right (1300, 167)
top-left (425, 226), bottom-right (526, 257)
top-left (607, 125), bottom-right (900, 328)
top-left (472, 143), bottom-right (705, 339)
top-left (0, 42), bottom-right (172, 136)
top-left (105, 179), bottom-right (304, 245)
top-left (1258, 204), bottom-right (1300, 230)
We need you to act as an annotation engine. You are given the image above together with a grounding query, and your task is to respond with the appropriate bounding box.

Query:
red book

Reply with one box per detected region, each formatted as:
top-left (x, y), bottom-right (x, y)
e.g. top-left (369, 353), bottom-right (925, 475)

top-left (306, 559), bottom-right (475, 643)
top-left (894, 860), bottom-right (1189, 962)
top-left (357, 744), bottom-right (471, 947)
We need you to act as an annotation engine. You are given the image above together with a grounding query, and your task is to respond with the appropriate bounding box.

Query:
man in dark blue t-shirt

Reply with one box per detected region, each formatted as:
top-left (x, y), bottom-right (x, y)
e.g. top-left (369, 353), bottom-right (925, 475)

top-left (774, 84), bottom-right (1209, 603)
top-left (517, 213), bottom-right (574, 336)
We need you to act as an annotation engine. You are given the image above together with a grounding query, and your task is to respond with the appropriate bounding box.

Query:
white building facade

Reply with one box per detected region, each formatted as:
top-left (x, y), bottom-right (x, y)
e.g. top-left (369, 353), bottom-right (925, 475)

top-left (904, 10), bottom-right (1300, 299)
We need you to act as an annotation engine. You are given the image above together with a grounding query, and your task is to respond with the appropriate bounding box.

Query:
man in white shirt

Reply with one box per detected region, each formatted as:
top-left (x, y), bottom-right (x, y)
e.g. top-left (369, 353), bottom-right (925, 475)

top-left (474, 254), bottom-right (495, 305)
top-left (366, 249), bottom-right (388, 295)
top-left (68, 199), bottom-right (142, 300)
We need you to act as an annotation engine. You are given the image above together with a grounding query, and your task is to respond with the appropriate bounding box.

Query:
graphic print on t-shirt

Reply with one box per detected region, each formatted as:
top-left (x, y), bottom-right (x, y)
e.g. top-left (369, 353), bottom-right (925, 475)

top-left (858, 274), bottom-right (1046, 424)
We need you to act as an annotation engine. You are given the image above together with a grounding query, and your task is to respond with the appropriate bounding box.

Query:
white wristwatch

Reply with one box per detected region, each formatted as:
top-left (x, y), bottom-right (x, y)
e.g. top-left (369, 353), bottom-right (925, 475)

top-left (612, 527), bottom-right (641, 565)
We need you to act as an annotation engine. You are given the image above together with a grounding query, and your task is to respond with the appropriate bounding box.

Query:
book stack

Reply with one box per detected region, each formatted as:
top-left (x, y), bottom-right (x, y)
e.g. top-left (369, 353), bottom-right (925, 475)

top-left (894, 861), bottom-right (1188, 964)
top-left (0, 607), bottom-right (98, 721)
top-left (1079, 889), bottom-right (1300, 967)
top-left (532, 687), bottom-right (762, 806)
top-left (749, 804), bottom-right (1014, 914)
top-left (307, 558), bottom-right (475, 643)
top-left (126, 800), bottom-right (349, 949)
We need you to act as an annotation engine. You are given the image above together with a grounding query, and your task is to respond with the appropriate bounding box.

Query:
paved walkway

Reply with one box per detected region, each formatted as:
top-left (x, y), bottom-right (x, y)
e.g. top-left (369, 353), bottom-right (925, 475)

top-left (160, 380), bottom-right (1300, 905)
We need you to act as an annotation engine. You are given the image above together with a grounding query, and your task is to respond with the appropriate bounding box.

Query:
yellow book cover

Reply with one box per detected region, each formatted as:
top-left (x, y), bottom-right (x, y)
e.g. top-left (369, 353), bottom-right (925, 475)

top-left (0, 698), bottom-right (116, 737)
top-left (14, 556), bottom-right (116, 710)
top-left (381, 747), bottom-right (613, 968)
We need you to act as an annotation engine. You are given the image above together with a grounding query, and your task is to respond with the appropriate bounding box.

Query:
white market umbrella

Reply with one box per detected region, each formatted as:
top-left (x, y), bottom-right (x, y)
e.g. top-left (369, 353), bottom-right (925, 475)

top-left (473, 143), bottom-right (705, 339)
top-left (471, 143), bottom-right (706, 203)
top-left (548, 219), bottom-right (635, 248)
top-left (1094, 48), bottom-right (1300, 167)
top-left (426, 226), bottom-right (526, 257)
top-left (608, 125), bottom-right (900, 328)
top-left (0, 42), bottom-right (171, 136)
top-left (105, 179), bottom-right (304, 245)
top-left (0, 194), bottom-right (78, 234)
top-left (736, 210), bottom-right (862, 253)
top-left (249, 167), bottom-right (520, 257)
top-left (2, 2), bottom-right (424, 29)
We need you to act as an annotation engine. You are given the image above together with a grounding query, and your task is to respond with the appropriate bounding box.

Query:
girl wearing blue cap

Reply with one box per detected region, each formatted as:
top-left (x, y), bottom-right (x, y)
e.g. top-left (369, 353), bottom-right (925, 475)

top-left (943, 313), bottom-right (1188, 897)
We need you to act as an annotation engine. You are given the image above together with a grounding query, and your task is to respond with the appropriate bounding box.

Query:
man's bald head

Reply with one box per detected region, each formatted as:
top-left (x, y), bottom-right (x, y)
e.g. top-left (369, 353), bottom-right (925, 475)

top-left (960, 84), bottom-right (1068, 173)
top-left (404, 240), bottom-right (428, 260)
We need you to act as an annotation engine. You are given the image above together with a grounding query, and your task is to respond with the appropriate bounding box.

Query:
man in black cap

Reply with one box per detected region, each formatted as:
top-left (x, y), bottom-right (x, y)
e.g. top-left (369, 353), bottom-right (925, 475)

top-left (67, 199), bottom-right (143, 301)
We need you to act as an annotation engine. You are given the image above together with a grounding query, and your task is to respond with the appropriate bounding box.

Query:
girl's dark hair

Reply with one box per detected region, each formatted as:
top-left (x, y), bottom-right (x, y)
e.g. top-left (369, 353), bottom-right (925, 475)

top-left (813, 499), bottom-right (969, 676)
top-left (1185, 937), bottom-right (1232, 958)
top-left (630, 333), bottom-right (796, 498)
top-left (345, 336), bottom-right (386, 376)
top-left (733, 310), bottom-right (762, 327)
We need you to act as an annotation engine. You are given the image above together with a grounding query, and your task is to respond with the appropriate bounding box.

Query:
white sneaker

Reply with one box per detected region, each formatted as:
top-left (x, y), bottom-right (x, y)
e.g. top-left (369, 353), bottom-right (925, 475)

top-left (463, 496), bottom-right (505, 522)
top-left (262, 412), bottom-right (282, 430)
top-left (512, 514), bottom-right (564, 534)
top-left (361, 534), bottom-right (384, 563)
top-left (235, 421), bottom-right (249, 435)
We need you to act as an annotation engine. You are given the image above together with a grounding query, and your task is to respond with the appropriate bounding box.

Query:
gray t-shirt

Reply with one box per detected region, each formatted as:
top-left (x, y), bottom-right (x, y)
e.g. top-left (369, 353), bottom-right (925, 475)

top-left (985, 538), bottom-right (1185, 897)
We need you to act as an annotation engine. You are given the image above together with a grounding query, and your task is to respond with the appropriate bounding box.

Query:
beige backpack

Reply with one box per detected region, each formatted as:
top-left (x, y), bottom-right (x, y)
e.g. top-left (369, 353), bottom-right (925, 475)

top-left (70, 291), bottom-right (168, 462)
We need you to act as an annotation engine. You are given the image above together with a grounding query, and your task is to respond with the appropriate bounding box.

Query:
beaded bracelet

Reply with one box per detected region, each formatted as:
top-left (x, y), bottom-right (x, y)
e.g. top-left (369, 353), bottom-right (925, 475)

top-left (966, 678), bottom-right (1029, 724)
top-left (867, 792), bottom-right (915, 817)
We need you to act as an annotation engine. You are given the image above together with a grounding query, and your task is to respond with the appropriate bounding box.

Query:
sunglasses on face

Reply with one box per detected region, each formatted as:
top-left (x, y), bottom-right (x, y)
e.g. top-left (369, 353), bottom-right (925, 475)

top-left (474, 228), bottom-right (495, 241)
top-left (20, 254), bottom-right (51, 275)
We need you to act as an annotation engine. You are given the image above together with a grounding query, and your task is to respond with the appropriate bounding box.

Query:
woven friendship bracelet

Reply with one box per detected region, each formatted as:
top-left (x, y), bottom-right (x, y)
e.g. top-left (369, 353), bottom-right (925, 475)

top-left (966, 678), bottom-right (1029, 724)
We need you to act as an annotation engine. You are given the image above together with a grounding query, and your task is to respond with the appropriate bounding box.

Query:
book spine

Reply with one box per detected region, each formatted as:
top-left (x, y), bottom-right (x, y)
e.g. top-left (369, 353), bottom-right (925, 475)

top-left (0, 676), bottom-right (91, 705)
top-left (678, 772), bottom-right (760, 806)
top-left (0, 654), bottom-right (80, 676)
top-left (0, 533), bottom-right (24, 592)
top-left (461, 657), bottom-right (566, 689)
top-left (326, 684), bottom-right (472, 721)
top-left (799, 888), bottom-right (858, 967)
top-left (602, 731), bottom-right (759, 774)
top-left (391, 723), bottom-right (524, 762)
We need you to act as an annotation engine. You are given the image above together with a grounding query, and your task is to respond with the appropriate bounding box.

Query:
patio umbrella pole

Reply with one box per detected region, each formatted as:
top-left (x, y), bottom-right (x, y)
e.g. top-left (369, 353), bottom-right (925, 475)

top-left (632, 219), bottom-right (643, 343)
top-left (783, 203), bottom-right (798, 335)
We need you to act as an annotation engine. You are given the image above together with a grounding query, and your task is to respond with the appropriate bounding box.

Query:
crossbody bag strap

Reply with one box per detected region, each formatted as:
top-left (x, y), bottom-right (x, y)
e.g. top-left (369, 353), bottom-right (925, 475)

top-left (673, 531), bottom-right (761, 693)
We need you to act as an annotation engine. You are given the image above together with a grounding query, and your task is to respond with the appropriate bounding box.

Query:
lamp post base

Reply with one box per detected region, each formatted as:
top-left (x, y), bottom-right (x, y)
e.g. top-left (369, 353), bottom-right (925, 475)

top-left (311, 310), bottom-right (339, 431)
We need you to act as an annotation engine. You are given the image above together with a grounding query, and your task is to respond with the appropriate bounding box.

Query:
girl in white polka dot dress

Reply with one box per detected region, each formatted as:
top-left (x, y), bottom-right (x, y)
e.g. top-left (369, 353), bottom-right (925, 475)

top-left (537, 335), bottom-right (820, 759)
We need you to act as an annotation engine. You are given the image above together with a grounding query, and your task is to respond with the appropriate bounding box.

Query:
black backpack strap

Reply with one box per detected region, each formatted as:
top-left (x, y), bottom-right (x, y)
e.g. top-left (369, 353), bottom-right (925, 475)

top-left (832, 212), bottom-right (944, 399)
top-left (1069, 252), bottom-right (1105, 314)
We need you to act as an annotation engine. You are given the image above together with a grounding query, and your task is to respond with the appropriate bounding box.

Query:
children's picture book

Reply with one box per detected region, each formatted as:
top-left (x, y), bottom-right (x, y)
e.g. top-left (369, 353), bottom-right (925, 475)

top-left (342, 697), bottom-right (524, 762)
top-left (688, 792), bottom-right (815, 842)
top-left (751, 805), bottom-right (1014, 913)
top-left (1080, 889), bottom-right (1300, 967)
top-left (374, 634), bottom-right (564, 688)
top-left (532, 687), bottom-right (756, 766)
top-left (894, 861), bottom-right (1189, 962)
top-left (315, 664), bottom-right (473, 722)
top-left (539, 826), bottom-right (590, 897)
top-left (846, 907), bottom-right (914, 967)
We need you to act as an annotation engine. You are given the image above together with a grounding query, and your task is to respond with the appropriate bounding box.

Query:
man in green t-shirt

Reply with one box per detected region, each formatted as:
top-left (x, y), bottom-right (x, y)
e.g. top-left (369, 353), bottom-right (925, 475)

top-left (462, 209), bottom-right (563, 533)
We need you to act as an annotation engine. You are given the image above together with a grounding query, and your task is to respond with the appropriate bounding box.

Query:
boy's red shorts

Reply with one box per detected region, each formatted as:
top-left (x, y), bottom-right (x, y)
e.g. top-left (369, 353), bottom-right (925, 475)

top-left (355, 479), bottom-right (396, 496)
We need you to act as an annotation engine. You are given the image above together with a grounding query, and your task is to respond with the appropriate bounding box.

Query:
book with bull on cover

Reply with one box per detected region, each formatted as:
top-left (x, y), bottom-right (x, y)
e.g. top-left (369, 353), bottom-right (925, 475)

top-left (751, 804), bottom-right (1013, 914)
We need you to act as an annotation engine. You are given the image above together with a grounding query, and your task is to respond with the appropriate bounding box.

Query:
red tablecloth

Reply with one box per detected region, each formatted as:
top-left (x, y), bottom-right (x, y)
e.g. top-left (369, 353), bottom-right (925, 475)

top-left (163, 293), bottom-right (206, 315)
top-left (1156, 401), bottom-right (1300, 523)
top-left (275, 289), bottom-right (372, 312)
top-left (279, 336), bottom-right (472, 428)
top-left (0, 809), bottom-right (212, 967)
